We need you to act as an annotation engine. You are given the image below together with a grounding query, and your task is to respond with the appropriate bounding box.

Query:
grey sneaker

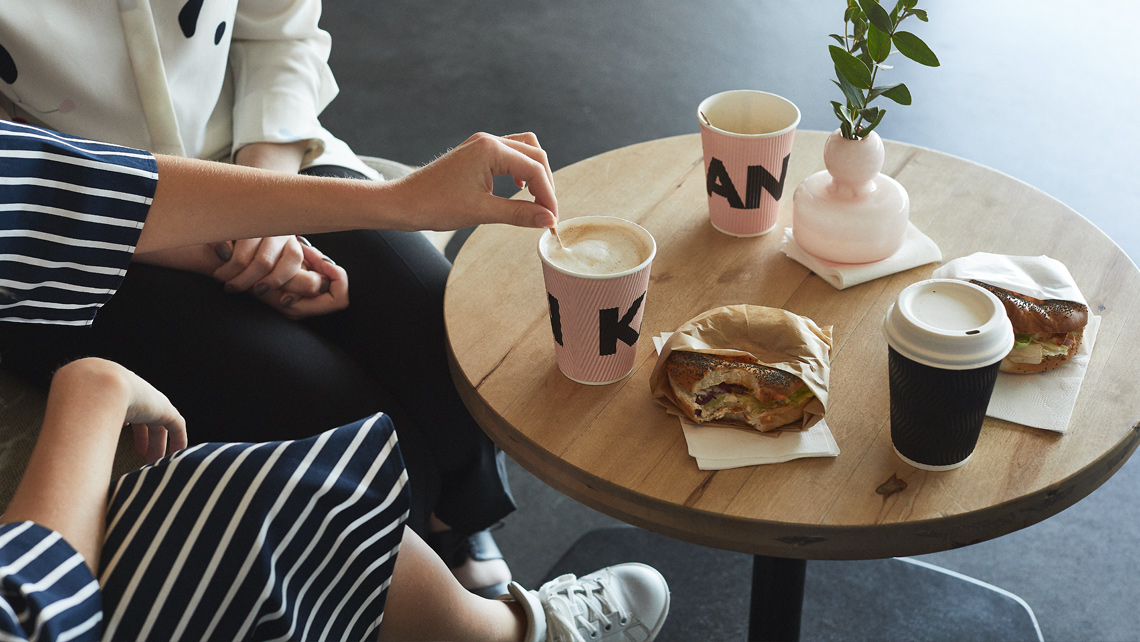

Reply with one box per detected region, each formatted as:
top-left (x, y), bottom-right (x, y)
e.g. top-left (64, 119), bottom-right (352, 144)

top-left (508, 563), bottom-right (670, 642)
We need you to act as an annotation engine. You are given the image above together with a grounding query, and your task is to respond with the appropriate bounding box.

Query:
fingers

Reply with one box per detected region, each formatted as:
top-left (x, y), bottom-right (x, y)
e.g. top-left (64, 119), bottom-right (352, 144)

top-left (279, 241), bottom-right (339, 297)
top-left (460, 132), bottom-right (559, 227)
top-left (251, 236), bottom-right (306, 293)
top-left (210, 240), bottom-right (234, 262)
top-left (165, 414), bottom-right (188, 453)
top-left (501, 132), bottom-right (555, 192)
top-left (213, 236), bottom-right (304, 293)
top-left (146, 424), bottom-right (167, 463)
top-left (130, 420), bottom-right (187, 464)
top-left (212, 238), bottom-right (263, 285)
top-left (278, 245), bottom-right (349, 318)
top-left (120, 365), bottom-right (188, 463)
top-left (132, 422), bottom-right (149, 461)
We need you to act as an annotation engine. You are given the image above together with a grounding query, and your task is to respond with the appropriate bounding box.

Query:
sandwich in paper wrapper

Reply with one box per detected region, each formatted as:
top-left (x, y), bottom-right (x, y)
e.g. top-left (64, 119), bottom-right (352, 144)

top-left (932, 252), bottom-right (1100, 433)
top-left (649, 305), bottom-right (833, 433)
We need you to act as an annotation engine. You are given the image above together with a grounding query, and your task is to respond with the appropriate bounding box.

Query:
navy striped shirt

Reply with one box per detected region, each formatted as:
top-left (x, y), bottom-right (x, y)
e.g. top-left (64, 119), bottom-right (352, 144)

top-left (0, 522), bottom-right (102, 640)
top-left (0, 119), bottom-right (155, 325)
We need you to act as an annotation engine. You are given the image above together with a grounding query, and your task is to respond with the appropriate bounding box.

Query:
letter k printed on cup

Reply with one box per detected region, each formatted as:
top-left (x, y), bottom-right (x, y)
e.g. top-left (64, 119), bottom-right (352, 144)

top-left (539, 216), bottom-right (657, 385)
top-left (699, 90), bottom-right (801, 237)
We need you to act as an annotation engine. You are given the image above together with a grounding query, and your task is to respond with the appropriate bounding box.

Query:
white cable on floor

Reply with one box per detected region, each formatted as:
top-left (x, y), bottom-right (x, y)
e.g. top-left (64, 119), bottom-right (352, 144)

top-left (896, 557), bottom-right (1045, 642)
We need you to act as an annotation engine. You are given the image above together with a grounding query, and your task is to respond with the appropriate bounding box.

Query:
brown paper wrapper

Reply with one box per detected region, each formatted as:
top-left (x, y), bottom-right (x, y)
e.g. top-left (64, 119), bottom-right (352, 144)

top-left (649, 305), bottom-right (833, 432)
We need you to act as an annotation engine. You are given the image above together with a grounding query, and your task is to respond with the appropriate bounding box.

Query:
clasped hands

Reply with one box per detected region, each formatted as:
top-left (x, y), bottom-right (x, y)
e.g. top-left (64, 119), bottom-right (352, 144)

top-left (210, 235), bottom-right (347, 319)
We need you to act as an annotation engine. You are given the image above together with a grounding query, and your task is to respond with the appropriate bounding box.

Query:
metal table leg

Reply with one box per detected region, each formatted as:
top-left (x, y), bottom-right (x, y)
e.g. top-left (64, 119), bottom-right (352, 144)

top-left (749, 555), bottom-right (806, 642)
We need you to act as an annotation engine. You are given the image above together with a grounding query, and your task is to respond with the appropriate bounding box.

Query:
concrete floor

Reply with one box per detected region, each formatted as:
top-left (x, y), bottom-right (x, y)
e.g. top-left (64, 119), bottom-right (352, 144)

top-left (318, 2), bottom-right (1138, 640)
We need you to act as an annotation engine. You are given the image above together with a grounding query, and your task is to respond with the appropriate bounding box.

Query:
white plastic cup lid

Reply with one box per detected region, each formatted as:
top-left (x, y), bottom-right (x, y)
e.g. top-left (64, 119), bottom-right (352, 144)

top-left (882, 279), bottom-right (1014, 370)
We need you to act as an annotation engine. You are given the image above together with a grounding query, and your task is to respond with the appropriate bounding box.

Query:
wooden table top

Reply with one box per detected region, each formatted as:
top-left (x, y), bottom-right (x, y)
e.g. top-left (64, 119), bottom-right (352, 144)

top-left (443, 130), bottom-right (1140, 560)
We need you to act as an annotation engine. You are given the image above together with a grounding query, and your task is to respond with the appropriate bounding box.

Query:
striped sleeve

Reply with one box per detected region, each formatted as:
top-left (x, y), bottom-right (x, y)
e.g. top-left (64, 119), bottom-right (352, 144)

top-left (0, 521), bottom-right (102, 641)
top-left (0, 120), bottom-right (157, 326)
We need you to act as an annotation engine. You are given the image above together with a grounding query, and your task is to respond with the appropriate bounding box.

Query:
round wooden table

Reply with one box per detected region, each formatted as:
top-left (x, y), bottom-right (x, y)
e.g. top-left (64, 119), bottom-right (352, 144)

top-left (444, 131), bottom-right (1140, 639)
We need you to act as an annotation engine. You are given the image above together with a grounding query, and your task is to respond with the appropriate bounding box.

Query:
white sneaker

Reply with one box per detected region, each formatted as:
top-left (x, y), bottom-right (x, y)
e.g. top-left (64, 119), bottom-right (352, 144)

top-left (508, 563), bottom-right (670, 642)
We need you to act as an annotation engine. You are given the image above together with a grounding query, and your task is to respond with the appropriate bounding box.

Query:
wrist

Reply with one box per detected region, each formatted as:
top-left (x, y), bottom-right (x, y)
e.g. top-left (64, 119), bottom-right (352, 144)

top-left (50, 359), bottom-right (132, 425)
top-left (133, 244), bottom-right (226, 276)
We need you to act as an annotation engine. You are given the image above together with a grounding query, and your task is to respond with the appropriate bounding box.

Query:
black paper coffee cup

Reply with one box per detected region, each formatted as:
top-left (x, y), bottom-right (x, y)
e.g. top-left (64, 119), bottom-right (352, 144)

top-left (887, 347), bottom-right (1002, 468)
top-left (882, 280), bottom-right (1014, 471)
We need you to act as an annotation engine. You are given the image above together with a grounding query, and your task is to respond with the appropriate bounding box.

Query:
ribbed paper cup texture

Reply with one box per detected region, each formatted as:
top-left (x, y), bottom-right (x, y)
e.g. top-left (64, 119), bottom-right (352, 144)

top-left (539, 218), bottom-right (656, 385)
top-left (888, 348), bottom-right (1001, 469)
top-left (882, 280), bottom-right (1014, 471)
top-left (698, 90), bottom-right (800, 237)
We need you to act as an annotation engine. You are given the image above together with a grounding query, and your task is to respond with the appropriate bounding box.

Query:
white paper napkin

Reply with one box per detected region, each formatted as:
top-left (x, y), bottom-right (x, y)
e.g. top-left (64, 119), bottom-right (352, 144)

top-left (985, 314), bottom-right (1100, 433)
top-left (653, 333), bottom-right (840, 469)
top-left (780, 223), bottom-right (942, 290)
top-left (679, 417), bottom-right (841, 470)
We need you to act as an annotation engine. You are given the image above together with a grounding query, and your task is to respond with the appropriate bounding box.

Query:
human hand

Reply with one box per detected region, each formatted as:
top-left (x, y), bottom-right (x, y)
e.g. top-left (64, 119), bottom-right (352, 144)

top-left (275, 241), bottom-right (349, 319)
top-left (392, 132), bottom-right (559, 231)
top-left (121, 368), bottom-right (188, 464)
top-left (210, 236), bottom-right (349, 318)
top-left (54, 358), bottom-right (187, 464)
top-left (210, 234), bottom-right (308, 294)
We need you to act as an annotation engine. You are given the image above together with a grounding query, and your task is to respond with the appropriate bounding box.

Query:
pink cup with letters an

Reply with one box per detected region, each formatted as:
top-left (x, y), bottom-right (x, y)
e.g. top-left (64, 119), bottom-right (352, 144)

top-left (698, 90), bottom-right (800, 236)
top-left (538, 216), bottom-right (656, 385)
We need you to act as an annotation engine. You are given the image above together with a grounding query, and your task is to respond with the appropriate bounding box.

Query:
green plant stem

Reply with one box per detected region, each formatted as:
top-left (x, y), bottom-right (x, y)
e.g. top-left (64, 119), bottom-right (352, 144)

top-left (847, 8), bottom-right (907, 138)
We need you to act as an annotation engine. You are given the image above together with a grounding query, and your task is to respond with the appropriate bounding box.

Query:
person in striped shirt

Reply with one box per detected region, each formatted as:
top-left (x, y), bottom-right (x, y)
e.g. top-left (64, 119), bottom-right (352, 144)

top-left (0, 120), bottom-right (670, 641)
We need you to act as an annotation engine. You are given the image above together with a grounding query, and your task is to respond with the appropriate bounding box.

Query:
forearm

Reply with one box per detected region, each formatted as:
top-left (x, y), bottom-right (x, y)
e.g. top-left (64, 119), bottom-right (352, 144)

top-left (137, 156), bottom-right (402, 253)
top-left (133, 142), bottom-right (304, 273)
top-left (135, 132), bottom-right (558, 254)
top-left (0, 360), bottom-right (132, 575)
top-left (132, 243), bottom-right (226, 275)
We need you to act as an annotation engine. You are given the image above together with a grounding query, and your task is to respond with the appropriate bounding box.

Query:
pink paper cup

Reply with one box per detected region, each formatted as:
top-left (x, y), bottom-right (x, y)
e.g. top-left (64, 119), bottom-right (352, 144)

top-left (538, 217), bottom-right (656, 385)
top-left (698, 90), bottom-right (800, 237)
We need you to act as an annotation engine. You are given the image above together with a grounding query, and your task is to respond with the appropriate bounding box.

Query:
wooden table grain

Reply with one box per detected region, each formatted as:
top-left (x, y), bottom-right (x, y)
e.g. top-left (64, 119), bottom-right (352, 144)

top-left (444, 130), bottom-right (1140, 564)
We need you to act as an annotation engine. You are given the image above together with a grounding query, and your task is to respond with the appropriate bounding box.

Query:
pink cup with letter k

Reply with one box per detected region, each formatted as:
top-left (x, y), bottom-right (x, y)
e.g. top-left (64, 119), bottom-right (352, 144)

top-left (538, 216), bottom-right (657, 385)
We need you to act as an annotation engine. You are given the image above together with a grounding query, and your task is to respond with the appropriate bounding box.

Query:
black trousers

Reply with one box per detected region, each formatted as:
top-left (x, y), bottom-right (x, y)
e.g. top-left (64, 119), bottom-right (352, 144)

top-left (0, 164), bottom-right (514, 538)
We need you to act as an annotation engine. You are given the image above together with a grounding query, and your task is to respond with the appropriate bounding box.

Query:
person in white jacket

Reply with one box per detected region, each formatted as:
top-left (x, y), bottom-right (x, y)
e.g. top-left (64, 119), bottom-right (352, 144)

top-left (0, 1), bottom-right (517, 596)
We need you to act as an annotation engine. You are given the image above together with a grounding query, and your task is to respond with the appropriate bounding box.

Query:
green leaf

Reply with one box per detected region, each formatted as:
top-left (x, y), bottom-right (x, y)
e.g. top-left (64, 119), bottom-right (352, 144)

top-left (893, 30), bottom-right (940, 66)
top-left (829, 33), bottom-right (847, 45)
top-left (832, 73), bottom-right (866, 109)
top-left (859, 106), bottom-right (880, 122)
top-left (909, 8), bottom-right (928, 21)
top-left (829, 44), bottom-right (873, 88)
top-left (844, 5), bottom-right (858, 23)
top-left (866, 24), bottom-right (891, 62)
top-left (904, 0), bottom-right (917, 8)
top-left (880, 82), bottom-right (912, 104)
top-left (830, 101), bottom-right (853, 125)
top-left (858, 0), bottom-right (894, 33)
top-left (858, 108), bottom-right (887, 137)
top-left (868, 82), bottom-right (911, 105)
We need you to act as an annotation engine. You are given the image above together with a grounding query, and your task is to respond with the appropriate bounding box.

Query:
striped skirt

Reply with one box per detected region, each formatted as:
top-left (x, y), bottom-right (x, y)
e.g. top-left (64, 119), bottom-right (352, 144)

top-left (97, 413), bottom-right (409, 641)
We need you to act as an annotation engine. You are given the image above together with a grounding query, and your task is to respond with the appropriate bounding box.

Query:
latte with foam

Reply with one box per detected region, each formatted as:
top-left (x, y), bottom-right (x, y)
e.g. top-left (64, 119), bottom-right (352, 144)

top-left (541, 221), bottom-right (652, 275)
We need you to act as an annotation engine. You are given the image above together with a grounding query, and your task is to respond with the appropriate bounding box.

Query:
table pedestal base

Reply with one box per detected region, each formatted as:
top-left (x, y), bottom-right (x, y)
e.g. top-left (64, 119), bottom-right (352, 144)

top-left (542, 527), bottom-right (1041, 642)
top-left (750, 556), bottom-right (806, 641)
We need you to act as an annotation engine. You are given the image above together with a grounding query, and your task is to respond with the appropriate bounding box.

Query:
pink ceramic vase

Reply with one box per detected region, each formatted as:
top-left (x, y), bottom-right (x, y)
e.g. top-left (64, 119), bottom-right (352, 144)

top-left (791, 129), bottom-right (909, 264)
